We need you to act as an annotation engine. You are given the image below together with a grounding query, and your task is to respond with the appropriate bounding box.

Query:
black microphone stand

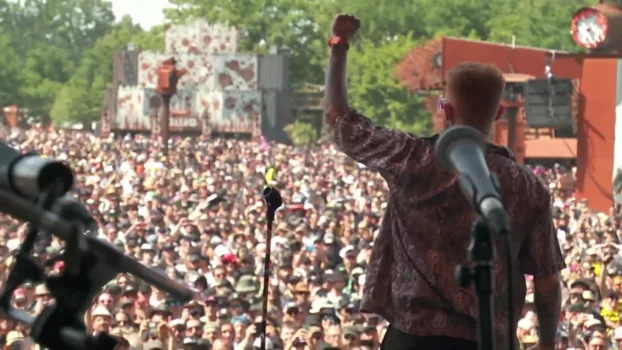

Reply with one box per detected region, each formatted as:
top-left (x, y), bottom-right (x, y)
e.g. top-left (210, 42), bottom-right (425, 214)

top-left (260, 187), bottom-right (282, 350)
top-left (456, 219), bottom-right (496, 350)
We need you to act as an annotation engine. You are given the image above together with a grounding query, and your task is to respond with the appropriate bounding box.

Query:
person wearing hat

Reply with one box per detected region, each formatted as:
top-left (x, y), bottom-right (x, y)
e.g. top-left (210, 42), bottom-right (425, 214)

top-left (112, 310), bottom-right (141, 350)
top-left (231, 315), bottom-right (251, 346)
top-left (283, 302), bottom-right (303, 326)
top-left (325, 272), bottom-right (348, 307)
top-left (359, 324), bottom-right (379, 347)
top-left (581, 290), bottom-right (597, 309)
top-left (12, 288), bottom-right (27, 310)
top-left (199, 294), bottom-right (220, 325)
top-left (521, 334), bottom-right (538, 349)
top-left (33, 284), bottom-right (52, 315)
top-left (342, 326), bottom-right (360, 348)
top-left (91, 305), bottom-right (113, 335)
top-left (4, 330), bottom-right (28, 350)
top-left (143, 339), bottom-right (164, 350)
top-left (234, 275), bottom-right (259, 297)
top-left (586, 331), bottom-right (608, 350)
top-left (148, 303), bottom-right (173, 323)
top-left (120, 285), bottom-right (138, 304)
top-left (292, 282), bottom-right (311, 311)
top-left (338, 299), bottom-right (358, 325)
top-left (230, 293), bottom-right (251, 317)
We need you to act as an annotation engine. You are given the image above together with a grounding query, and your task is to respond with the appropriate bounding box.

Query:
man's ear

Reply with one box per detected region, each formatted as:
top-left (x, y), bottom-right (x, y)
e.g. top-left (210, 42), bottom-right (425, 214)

top-left (495, 105), bottom-right (505, 121)
top-left (442, 102), bottom-right (454, 125)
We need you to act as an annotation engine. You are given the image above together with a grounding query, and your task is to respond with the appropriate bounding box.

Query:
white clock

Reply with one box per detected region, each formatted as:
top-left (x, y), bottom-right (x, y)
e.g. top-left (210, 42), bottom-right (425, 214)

top-left (571, 7), bottom-right (608, 49)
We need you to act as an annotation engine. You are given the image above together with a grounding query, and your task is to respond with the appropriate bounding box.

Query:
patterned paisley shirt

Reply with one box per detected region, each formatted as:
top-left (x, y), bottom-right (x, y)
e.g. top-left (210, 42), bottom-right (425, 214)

top-left (332, 109), bottom-right (566, 350)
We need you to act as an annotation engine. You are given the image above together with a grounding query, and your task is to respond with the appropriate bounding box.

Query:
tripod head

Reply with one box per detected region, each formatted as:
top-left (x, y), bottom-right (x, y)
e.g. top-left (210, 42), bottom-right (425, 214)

top-left (0, 185), bottom-right (193, 349)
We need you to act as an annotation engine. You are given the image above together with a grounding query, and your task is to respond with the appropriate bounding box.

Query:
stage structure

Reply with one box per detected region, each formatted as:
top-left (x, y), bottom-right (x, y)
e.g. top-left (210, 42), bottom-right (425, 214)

top-left (396, 37), bottom-right (581, 164)
top-left (395, 0), bottom-right (622, 212)
top-left (101, 21), bottom-right (293, 142)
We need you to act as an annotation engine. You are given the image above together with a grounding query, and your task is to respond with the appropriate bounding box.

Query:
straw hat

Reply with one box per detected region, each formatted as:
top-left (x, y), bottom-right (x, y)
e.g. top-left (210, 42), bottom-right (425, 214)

top-left (5, 331), bottom-right (24, 345)
top-left (35, 284), bottom-right (50, 296)
top-left (92, 305), bottom-right (112, 318)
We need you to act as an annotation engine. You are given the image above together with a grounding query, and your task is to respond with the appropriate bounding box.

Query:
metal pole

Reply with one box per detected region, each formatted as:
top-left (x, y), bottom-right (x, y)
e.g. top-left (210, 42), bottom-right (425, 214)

top-left (161, 95), bottom-right (171, 155)
top-left (507, 108), bottom-right (517, 154)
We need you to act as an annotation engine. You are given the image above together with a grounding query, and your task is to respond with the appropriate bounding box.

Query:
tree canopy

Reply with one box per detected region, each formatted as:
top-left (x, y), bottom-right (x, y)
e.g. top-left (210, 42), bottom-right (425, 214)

top-left (166, 0), bottom-right (591, 136)
top-left (0, 0), bottom-right (594, 131)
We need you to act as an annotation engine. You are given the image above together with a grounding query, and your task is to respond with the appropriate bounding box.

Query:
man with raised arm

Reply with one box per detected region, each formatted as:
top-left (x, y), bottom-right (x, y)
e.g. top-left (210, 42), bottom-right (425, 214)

top-left (323, 14), bottom-right (565, 350)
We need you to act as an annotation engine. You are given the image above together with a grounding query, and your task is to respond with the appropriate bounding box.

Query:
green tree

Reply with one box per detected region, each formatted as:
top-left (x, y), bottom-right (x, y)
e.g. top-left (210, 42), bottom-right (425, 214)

top-left (0, 34), bottom-right (23, 106)
top-left (166, 0), bottom-right (326, 87)
top-left (347, 34), bottom-right (431, 135)
top-left (50, 18), bottom-right (146, 125)
top-left (4, 0), bottom-right (115, 61)
top-left (133, 25), bottom-right (166, 51)
top-left (21, 44), bottom-right (75, 120)
top-left (284, 119), bottom-right (318, 146)
top-left (313, 0), bottom-right (430, 43)
top-left (485, 0), bottom-right (593, 51)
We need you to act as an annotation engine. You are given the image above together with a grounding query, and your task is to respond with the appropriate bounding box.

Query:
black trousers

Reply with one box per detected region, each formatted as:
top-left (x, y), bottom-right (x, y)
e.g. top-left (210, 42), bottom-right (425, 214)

top-left (381, 325), bottom-right (478, 350)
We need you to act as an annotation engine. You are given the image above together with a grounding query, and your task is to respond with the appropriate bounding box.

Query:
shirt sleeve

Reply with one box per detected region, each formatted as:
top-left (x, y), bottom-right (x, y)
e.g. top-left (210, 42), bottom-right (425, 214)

top-left (518, 189), bottom-right (566, 277)
top-left (333, 109), bottom-right (423, 181)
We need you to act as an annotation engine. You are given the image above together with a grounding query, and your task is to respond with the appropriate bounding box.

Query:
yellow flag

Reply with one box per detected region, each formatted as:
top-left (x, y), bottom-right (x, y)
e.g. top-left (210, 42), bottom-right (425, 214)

top-left (265, 168), bottom-right (275, 184)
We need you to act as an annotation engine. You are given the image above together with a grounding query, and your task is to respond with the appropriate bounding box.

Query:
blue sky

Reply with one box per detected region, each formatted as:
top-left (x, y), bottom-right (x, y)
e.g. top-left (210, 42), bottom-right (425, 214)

top-left (111, 0), bottom-right (171, 29)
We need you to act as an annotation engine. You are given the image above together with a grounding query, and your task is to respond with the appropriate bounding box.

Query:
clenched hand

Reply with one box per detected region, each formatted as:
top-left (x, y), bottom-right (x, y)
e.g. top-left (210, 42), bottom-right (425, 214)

top-left (331, 14), bottom-right (361, 40)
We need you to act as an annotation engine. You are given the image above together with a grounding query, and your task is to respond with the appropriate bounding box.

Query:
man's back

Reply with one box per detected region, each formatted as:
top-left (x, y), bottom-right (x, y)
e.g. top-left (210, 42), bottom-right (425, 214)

top-left (330, 112), bottom-right (565, 350)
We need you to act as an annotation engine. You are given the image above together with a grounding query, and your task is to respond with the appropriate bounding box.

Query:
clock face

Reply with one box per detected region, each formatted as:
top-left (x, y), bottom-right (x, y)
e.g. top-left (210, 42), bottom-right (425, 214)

top-left (571, 8), bottom-right (608, 49)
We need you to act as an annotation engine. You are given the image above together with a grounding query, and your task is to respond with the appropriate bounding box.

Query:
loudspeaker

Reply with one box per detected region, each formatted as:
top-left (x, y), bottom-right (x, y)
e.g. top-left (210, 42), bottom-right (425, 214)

top-left (524, 78), bottom-right (573, 128)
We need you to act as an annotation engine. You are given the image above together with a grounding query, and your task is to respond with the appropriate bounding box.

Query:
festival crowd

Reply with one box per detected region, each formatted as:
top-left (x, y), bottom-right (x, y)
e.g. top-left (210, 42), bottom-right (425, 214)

top-left (0, 128), bottom-right (616, 350)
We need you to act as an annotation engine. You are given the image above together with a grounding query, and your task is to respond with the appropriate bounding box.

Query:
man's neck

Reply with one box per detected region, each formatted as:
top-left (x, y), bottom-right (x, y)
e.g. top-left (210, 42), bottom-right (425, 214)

top-left (448, 121), bottom-right (492, 141)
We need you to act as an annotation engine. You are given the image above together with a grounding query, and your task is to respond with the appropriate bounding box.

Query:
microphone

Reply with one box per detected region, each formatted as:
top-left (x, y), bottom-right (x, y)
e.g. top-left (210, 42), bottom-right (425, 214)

top-left (263, 187), bottom-right (282, 223)
top-left (0, 141), bottom-right (73, 199)
top-left (435, 126), bottom-right (510, 235)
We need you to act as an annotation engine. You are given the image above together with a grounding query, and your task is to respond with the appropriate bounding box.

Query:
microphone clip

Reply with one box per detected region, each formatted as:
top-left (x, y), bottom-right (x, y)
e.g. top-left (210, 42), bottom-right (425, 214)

top-left (262, 187), bottom-right (283, 223)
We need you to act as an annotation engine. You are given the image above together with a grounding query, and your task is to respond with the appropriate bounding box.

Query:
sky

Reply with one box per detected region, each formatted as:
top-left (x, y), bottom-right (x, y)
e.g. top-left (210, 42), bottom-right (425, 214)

top-left (110, 0), bottom-right (171, 29)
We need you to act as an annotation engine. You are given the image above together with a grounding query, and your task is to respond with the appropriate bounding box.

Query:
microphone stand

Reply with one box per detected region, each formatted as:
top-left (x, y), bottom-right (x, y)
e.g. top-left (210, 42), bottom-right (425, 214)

top-left (456, 219), bottom-right (495, 350)
top-left (260, 187), bottom-right (282, 350)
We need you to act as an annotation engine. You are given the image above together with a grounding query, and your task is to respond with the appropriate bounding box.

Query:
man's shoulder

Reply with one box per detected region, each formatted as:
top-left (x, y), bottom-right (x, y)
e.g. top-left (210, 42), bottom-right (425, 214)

top-left (486, 152), bottom-right (551, 213)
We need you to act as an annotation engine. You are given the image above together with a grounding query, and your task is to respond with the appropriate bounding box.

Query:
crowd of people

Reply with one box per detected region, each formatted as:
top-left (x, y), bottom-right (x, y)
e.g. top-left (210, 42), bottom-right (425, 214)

top-left (0, 127), bottom-right (616, 350)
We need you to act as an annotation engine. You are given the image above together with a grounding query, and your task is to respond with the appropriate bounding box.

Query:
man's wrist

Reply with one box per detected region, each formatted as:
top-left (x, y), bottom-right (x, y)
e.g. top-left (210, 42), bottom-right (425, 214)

top-left (331, 45), bottom-right (348, 57)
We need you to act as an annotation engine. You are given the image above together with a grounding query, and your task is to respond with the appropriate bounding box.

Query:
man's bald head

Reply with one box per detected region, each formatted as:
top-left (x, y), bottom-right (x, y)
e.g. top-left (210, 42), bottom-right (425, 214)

top-left (444, 62), bottom-right (505, 134)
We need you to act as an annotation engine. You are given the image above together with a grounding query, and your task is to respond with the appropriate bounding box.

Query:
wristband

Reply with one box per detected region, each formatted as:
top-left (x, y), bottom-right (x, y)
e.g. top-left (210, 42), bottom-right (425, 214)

top-left (328, 35), bottom-right (349, 50)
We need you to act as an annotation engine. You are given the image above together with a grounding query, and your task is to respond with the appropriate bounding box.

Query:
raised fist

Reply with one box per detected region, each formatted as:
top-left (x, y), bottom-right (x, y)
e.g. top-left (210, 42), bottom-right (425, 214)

top-left (332, 14), bottom-right (361, 40)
